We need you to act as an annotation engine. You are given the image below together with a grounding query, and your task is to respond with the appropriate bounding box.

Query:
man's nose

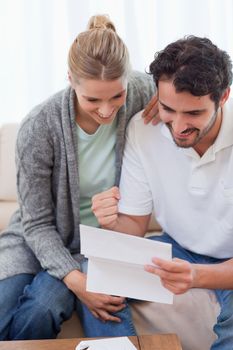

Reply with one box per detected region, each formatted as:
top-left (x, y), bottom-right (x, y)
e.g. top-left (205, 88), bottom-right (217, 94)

top-left (171, 115), bottom-right (187, 134)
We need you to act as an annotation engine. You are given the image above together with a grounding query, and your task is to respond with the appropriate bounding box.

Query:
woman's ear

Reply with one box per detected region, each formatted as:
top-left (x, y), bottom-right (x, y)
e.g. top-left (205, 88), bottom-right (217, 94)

top-left (68, 71), bottom-right (74, 88)
top-left (219, 87), bottom-right (231, 107)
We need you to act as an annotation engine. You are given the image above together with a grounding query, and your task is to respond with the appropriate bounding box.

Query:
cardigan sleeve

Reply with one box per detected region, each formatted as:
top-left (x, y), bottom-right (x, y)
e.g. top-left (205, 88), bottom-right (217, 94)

top-left (16, 109), bottom-right (80, 280)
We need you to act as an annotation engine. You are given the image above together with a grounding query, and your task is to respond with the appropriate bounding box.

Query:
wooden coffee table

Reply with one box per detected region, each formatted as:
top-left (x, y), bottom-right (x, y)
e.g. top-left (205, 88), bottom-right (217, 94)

top-left (0, 334), bottom-right (182, 349)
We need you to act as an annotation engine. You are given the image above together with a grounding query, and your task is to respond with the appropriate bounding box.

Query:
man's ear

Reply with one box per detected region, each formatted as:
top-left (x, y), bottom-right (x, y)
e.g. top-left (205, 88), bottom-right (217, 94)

top-left (219, 87), bottom-right (231, 107)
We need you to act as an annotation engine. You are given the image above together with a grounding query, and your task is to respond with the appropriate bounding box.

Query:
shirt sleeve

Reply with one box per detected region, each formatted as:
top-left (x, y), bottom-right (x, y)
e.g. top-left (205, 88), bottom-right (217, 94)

top-left (118, 113), bottom-right (153, 216)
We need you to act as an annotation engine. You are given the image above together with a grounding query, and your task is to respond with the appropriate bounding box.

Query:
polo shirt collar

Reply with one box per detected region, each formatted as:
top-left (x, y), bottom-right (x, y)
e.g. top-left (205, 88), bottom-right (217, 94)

top-left (213, 97), bottom-right (233, 152)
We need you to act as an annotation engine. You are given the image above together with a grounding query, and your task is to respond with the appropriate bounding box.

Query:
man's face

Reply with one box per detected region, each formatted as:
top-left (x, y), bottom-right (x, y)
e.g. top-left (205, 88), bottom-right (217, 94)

top-left (158, 80), bottom-right (223, 153)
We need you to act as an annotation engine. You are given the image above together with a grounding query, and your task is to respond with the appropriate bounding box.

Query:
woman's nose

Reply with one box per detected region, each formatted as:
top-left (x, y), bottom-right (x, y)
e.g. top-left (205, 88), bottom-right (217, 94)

top-left (98, 104), bottom-right (114, 117)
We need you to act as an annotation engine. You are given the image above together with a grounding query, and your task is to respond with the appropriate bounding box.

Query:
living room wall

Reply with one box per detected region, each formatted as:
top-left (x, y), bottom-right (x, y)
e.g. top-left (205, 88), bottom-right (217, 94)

top-left (1, 0), bottom-right (233, 124)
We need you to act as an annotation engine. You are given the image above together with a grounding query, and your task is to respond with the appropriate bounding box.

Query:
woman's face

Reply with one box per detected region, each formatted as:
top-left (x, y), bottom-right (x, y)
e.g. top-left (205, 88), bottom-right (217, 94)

top-left (73, 77), bottom-right (128, 129)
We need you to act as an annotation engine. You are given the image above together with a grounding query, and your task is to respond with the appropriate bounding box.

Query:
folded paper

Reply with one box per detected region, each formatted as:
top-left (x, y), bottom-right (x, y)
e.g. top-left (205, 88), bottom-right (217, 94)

top-left (76, 337), bottom-right (137, 350)
top-left (80, 224), bottom-right (173, 304)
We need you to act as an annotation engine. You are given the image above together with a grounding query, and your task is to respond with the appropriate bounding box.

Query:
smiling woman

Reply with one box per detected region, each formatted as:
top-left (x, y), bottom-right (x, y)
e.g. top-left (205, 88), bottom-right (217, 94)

top-left (67, 15), bottom-right (130, 133)
top-left (0, 14), bottom-right (156, 340)
top-left (72, 78), bottom-right (128, 134)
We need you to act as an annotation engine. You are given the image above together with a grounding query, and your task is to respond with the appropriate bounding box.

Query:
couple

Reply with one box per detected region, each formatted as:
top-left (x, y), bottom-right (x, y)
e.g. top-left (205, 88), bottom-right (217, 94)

top-left (0, 14), bottom-right (233, 350)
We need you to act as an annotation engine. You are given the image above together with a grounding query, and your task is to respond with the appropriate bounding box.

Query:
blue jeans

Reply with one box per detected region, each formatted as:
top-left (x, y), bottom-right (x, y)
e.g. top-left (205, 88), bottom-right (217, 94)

top-left (0, 261), bottom-right (135, 339)
top-left (148, 233), bottom-right (233, 350)
top-left (0, 271), bottom-right (75, 340)
top-left (77, 259), bottom-right (136, 337)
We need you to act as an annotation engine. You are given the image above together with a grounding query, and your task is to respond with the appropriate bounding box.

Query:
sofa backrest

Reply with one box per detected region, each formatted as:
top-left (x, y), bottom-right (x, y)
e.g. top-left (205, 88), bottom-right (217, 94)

top-left (0, 123), bottom-right (19, 202)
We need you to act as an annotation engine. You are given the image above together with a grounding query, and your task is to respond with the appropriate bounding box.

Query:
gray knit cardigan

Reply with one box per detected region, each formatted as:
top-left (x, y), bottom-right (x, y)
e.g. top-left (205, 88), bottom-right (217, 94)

top-left (0, 71), bottom-right (155, 280)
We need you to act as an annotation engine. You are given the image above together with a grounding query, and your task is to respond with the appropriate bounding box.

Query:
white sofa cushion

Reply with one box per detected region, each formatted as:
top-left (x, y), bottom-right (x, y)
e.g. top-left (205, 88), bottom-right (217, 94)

top-left (132, 289), bottom-right (219, 350)
top-left (0, 123), bottom-right (19, 201)
top-left (0, 202), bottom-right (19, 232)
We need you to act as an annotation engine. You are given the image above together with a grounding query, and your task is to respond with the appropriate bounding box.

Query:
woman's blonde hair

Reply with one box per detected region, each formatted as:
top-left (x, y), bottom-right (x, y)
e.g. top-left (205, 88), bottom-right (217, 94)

top-left (68, 15), bottom-right (130, 83)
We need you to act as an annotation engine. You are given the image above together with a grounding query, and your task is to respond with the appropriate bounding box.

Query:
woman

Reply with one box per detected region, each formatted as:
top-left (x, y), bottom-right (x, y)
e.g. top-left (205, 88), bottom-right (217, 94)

top-left (0, 15), bottom-right (156, 340)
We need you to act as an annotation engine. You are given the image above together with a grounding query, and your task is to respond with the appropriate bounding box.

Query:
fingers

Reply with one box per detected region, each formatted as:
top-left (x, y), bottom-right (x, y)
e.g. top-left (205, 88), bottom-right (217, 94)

top-left (92, 197), bottom-right (118, 209)
top-left (104, 303), bottom-right (126, 313)
top-left (92, 186), bottom-right (120, 202)
top-left (91, 310), bottom-right (100, 319)
top-left (89, 293), bottom-right (125, 309)
top-left (92, 187), bottom-right (120, 227)
top-left (161, 280), bottom-right (191, 295)
top-left (143, 95), bottom-right (158, 116)
top-left (93, 206), bottom-right (118, 218)
top-left (152, 116), bottom-right (160, 125)
top-left (77, 280), bottom-right (126, 323)
top-left (96, 294), bottom-right (125, 308)
top-left (96, 309), bottom-right (122, 323)
top-left (91, 306), bottom-right (123, 323)
top-left (144, 257), bottom-right (194, 294)
top-left (151, 257), bottom-right (191, 272)
top-left (142, 94), bottom-right (159, 125)
top-left (106, 295), bottom-right (125, 305)
top-left (92, 199), bottom-right (118, 226)
top-left (89, 295), bottom-right (126, 322)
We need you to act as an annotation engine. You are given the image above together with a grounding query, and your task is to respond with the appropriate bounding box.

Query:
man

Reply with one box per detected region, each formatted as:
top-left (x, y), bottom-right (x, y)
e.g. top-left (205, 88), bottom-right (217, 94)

top-left (92, 36), bottom-right (233, 349)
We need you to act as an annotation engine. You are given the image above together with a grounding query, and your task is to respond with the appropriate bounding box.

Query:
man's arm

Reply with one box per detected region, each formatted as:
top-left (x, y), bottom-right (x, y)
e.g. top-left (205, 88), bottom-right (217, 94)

top-left (194, 258), bottom-right (233, 289)
top-left (93, 187), bottom-right (233, 292)
top-left (92, 186), bottom-right (151, 237)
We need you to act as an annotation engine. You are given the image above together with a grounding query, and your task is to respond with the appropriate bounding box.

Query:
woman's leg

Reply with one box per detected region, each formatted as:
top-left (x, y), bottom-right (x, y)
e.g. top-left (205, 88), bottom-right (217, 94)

top-left (77, 300), bottom-right (136, 337)
top-left (9, 271), bottom-right (75, 340)
top-left (0, 274), bottom-right (34, 340)
top-left (76, 259), bottom-right (136, 337)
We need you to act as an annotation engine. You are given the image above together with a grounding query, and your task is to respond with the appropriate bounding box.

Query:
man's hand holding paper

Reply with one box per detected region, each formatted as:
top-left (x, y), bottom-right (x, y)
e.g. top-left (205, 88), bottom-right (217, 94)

top-left (80, 224), bottom-right (173, 304)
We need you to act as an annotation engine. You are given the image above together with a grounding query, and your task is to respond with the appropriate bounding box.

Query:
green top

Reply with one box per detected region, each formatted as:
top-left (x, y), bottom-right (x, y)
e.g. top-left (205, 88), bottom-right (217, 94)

top-left (77, 118), bottom-right (117, 227)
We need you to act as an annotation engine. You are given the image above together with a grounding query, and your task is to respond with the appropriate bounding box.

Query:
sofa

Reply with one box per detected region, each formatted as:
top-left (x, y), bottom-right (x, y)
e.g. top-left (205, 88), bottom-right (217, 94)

top-left (0, 123), bottom-right (220, 349)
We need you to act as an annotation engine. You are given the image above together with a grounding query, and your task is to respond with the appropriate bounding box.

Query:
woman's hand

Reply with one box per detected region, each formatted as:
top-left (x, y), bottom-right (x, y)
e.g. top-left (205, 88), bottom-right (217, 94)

top-left (63, 269), bottom-right (126, 322)
top-left (142, 94), bottom-right (160, 125)
top-left (92, 186), bottom-right (120, 229)
top-left (144, 257), bottom-right (196, 295)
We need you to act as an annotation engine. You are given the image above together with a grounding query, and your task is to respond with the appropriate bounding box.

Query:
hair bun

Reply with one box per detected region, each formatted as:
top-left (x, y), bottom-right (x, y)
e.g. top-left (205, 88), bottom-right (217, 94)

top-left (87, 14), bottom-right (116, 32)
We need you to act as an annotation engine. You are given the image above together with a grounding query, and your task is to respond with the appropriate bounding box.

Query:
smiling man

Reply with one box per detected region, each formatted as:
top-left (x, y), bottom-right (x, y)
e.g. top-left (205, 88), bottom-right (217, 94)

top-left (92, 36), bottom-right (233, 349)
top-left (158, 83), bottom-right (222, 154)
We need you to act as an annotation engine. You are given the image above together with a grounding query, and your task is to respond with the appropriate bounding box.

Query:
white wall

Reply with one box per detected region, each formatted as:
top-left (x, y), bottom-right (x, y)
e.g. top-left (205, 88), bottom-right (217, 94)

top-left (1, 0), bottom-right (233, 123)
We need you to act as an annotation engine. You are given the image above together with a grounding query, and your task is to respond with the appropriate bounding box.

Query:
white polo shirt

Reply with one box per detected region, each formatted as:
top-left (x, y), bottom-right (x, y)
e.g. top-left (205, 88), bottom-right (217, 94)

top-left (118, 98), bottom-right (233, 258)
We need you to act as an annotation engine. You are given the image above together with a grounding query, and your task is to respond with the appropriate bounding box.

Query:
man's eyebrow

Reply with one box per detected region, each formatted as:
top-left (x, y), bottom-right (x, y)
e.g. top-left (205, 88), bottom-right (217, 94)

top-left (159, 100), bottom-right (175, 111)
top-left (159, 100), bottom-right (206, 114)
top-left (83, 89), bottom-right (127, 100)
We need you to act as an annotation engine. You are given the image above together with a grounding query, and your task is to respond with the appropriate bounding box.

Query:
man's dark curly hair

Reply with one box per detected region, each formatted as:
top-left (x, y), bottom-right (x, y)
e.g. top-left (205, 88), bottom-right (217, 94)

top-left (149, 36), bottom-right (232, 105)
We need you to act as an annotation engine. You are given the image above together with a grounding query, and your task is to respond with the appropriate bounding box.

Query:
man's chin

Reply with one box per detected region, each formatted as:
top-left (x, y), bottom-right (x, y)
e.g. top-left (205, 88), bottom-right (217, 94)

top-left (171, 131), bottom-right (199, 149)
top-left (173, 137), bottom-right (196, 148)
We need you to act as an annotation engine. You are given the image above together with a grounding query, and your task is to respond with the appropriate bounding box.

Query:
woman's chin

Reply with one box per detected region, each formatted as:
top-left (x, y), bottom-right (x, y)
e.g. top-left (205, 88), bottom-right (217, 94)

top-left (95, 114), bottom-right (117, 124)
